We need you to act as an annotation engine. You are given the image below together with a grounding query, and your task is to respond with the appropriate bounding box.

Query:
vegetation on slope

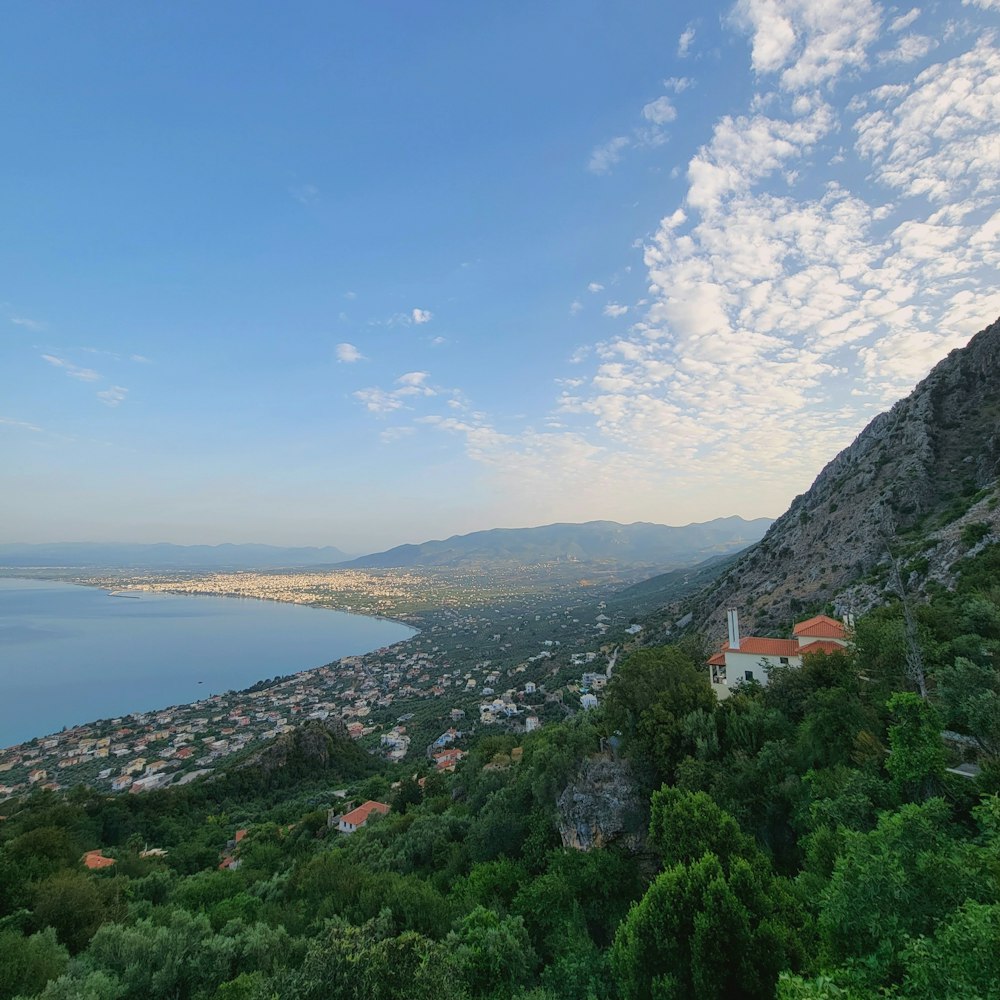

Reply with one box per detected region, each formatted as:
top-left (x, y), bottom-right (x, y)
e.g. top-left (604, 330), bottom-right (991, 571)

top-left (1, 542), bottom-right (999, 999)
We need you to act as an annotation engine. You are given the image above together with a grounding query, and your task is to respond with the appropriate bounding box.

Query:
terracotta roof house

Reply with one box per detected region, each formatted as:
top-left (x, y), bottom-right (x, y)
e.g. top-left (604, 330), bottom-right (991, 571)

top-left (82, 850), bottom-right (116, 870)
top-left (708, 610), bottom-right (850, 699)
top-left (337, 800), bottom-right (391, 834)
top-left (433, 748), bottom-right (466, 772)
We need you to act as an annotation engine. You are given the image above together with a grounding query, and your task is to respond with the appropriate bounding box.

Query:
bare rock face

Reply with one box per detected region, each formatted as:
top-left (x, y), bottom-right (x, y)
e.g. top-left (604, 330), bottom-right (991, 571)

top-left (691, 315), bottom-right (1000, 636)
top-left (556, 755), bottom-right (645, 852)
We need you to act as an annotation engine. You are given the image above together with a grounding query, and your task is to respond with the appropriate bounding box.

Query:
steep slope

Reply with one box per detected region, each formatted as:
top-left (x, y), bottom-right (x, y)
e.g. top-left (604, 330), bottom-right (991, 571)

top-left (339, 517), bottom-right (772, 571)
top-left (688, 315), bottom-right (1000, 637)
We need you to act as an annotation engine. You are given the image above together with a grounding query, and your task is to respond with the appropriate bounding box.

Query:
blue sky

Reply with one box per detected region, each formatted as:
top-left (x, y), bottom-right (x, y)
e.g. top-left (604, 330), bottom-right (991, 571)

top-left (2, 1), bottom-right (999, 553)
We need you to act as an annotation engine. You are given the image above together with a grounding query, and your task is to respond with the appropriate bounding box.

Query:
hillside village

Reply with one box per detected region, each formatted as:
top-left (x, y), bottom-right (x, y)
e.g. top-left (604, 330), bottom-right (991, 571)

top-left (0, 577), bottom-right (634, 798)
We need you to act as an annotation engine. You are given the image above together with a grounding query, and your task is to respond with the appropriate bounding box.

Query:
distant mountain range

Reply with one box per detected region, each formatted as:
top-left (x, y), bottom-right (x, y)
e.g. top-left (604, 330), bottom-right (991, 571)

top-left (339, 517), bottom-right (773, 571)
top-left (0, 542), bottom-right (351, 570)
top-left (681, 314), bottom-right (1000, 637)
top-left (0, 518), bottom-right (771, 574)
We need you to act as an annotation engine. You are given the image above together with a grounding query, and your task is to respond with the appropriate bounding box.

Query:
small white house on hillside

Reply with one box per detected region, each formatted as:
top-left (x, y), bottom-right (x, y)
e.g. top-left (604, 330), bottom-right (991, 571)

top-left (708, 611), bottom-right (848, 699)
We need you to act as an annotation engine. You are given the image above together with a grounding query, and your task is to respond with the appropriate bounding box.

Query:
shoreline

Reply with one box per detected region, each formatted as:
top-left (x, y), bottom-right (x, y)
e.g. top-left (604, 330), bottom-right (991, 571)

top-left (0, 576), bottom-right (419, 753)
top-left (98, 580), bottom-right (423, 634)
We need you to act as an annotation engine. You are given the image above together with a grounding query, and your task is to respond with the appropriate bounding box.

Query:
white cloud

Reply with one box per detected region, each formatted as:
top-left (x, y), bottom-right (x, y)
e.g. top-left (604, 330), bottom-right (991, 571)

top-left (345, 9), bottom-right (1000, 528)
top-left (642, 96), bottom-right (677, 125)
top-left (41, 354), bottom-right (101, 382)
top-left (855, 36), bottom-right (1000, 206)
top-left (588, 136), bottom-right (630, 174)
top-left (587, 282), bottom-right (604, 293)
top-left (353, 387), bottom-right (404, 415)
top-left (336, 342), bottom-right (365, 363)
top-left (130, 354), bottom-right (152, 364)
top-left (732, 0), bottom-right (882, 90)
top-left (686, 104), bottom-right (834, 213)
top-left (531, 26), bottom-right (1000, 512)
top-left (878, 34), bottom-right (935, 64)
top-left (964, 0), bottom-right (999, 8)
top-left (569, 300), bottom-right (583, 316)
top-left (0, 416), bottom-right (42, 432)
top-left (411, 308), bottom-right (433, 324)
top-left (678, 23), bottom-right (697, 57)
top-left (396, 371), bottom-right (433, 390)
top-left (97, 385), bottom-right (128, 407)
top-left (353, 370), bottom-right (439, 416)
top-left (890, 8), bottom-right (921, 32)
top-left (10, 315), bottom-right (45, 331)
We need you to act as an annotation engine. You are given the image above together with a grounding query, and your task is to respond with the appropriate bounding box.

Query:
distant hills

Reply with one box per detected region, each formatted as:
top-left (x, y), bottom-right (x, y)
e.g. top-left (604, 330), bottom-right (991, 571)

top-left (339, 517), bottom-right (773, 571)
top-left (683, 314), bottom-right (1000, 637)
top-left (0, 542), bottom-right (351, 570)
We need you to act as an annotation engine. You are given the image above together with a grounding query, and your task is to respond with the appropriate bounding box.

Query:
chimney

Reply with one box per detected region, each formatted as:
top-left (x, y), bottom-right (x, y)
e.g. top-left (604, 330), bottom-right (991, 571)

top-left (727, 609), bottom-right (741, 650)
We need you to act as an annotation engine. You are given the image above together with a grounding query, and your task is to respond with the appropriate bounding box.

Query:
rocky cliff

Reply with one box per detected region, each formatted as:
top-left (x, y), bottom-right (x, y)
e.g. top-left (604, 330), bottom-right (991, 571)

top-left (556, 755), bottom-right (645, 852)
top-left (688, 315), bottom-right (1000, 637)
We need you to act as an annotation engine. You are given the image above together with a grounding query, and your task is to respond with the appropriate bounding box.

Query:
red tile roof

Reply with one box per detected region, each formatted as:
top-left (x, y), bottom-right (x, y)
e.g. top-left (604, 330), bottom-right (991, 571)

top-left (793, 615), bottom-right (847, 639)
top-left (340, 800), bottom-right (391, 829)
top-left (797, 640), bottom-right (846, 656)
top-left (82, 850), bottom-right (116, 870)
top-left (716, 637), bottom-right (800, 657)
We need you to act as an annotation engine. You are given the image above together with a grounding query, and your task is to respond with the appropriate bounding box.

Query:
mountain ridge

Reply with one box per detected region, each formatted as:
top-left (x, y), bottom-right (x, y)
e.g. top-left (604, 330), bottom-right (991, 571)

top-left (683, 314), bottom-right (1000, 638)
top-left (339, 516), bottom-right (773, 571)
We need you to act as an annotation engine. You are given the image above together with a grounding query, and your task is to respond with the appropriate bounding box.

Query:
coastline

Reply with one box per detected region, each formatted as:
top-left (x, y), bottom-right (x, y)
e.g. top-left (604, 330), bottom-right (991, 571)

top-left (0, 576), bottom-right (418, 756)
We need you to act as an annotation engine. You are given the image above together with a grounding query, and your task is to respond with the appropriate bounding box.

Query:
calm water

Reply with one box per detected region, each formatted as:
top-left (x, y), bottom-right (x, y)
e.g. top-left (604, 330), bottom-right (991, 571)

top-left (0, 578), bottom-right (414, 749)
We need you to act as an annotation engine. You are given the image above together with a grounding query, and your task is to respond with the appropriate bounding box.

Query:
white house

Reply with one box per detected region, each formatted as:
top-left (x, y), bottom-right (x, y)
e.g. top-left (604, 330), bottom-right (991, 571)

top-left (708, 611), bottom-right (849, 699)
top-left (336, 800), bottom-right (391, 834)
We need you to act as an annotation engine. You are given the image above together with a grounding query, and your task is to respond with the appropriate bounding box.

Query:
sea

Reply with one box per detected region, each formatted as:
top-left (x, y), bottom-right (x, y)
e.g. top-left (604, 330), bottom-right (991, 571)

top-left (0, 577), bottom-right (415, 749)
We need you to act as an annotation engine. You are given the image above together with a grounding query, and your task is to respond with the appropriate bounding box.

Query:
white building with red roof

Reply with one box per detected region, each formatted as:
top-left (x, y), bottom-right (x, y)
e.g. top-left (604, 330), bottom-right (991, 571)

top-left (336, 799), bottom-right (391, 834)
top-left (708, 611), bottom-right (848, 698)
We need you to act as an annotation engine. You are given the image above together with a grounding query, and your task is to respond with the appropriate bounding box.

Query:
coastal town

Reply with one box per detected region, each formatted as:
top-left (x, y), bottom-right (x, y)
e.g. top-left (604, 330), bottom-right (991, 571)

top-left (0, 566), bottom-right (647, 797)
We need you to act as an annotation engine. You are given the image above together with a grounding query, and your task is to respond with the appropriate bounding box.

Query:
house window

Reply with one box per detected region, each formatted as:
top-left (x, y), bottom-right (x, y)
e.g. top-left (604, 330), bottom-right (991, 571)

top-left (745, 670), bottom-right (754, 682)
top-left (780, 657), bottom-right (789, 665)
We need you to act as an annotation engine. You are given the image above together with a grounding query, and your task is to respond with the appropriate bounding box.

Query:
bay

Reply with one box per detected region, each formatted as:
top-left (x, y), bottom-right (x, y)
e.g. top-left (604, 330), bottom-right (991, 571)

top-left (0, 578), bottom-right (414, 749)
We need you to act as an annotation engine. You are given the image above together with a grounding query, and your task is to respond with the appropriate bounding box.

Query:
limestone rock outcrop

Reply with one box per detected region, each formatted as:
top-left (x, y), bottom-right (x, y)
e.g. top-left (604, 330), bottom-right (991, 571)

top-left (688, 315), bottom-right (1000, 636)
top-left (556, 755), bottom-right (645, 852)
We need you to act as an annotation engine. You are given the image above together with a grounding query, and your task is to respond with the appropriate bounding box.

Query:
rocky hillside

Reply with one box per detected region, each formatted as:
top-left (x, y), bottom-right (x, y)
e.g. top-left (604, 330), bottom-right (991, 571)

top-left (687, 315), bottom-right (1000, 637)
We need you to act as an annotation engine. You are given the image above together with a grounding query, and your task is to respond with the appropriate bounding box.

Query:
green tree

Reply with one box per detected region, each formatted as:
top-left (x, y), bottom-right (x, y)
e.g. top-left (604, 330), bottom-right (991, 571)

top-left (612, 851), bottom-right (805, 1000)
top-left (604, 646), bottom-right (715, 782)
top-left (648, 787), bottom-right (758, 870)
top-left (900, 900), bottom-right (1000, 999)
top-left (32, 870), bottom-right (123, 955)
top-left (446, 906), bottom-right (537, 998)
top-left (0, 928), bottom-right (68, 1000)
top-left (818, 799), bottom-right (988, 977)
top-left (885, 693), bottom-right (946, 801)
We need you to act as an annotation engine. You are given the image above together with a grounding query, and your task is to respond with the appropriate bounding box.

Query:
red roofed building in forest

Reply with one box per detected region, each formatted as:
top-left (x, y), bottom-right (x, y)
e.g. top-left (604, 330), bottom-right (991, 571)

top-left (708, 612), bottom-right (849, 699)
top-left (82, 850), bottom-right (116, 870)
top-left (337, 800), bottom-right (391, 834)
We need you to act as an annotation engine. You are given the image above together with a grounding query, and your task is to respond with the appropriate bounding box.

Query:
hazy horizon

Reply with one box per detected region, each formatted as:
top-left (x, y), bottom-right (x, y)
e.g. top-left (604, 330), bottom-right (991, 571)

top-left (1, 512), bottom-right (774, 554)
top-left (3, 2), bottom-right (998, 553)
